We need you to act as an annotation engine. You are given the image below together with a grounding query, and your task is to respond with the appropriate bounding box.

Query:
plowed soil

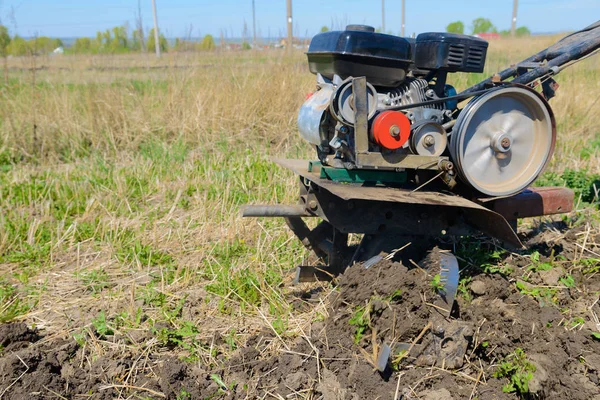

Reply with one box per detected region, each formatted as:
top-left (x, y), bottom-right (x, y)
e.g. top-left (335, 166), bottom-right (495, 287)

top-left (1, 223), bottom-right (600, 399)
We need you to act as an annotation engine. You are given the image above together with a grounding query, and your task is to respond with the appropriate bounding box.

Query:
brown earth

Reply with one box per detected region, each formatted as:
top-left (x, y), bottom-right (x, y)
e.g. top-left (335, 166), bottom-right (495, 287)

top-left (1, 223), bottom-right (600, 399)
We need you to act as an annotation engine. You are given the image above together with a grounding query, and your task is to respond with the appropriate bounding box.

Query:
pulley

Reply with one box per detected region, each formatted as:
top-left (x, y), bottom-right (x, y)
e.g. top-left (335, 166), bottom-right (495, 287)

top-left (371, 111), bottom-right (411, 150)
top-left (410, 122), bottom-right (448, 156)
top-left (449, 86), bottom-right (555, 197)
top-left (330, 79), bottom-right (377, 125)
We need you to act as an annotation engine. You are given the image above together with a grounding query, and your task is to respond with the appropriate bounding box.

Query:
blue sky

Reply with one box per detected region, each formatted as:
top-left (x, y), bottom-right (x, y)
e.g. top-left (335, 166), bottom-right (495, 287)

top-left (1, 0), bottom-right (599, 38)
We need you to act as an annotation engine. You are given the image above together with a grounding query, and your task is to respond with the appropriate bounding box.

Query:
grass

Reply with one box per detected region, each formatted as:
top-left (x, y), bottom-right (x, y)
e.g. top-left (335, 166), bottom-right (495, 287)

top-left (0, 36), bottom-right (599, 396)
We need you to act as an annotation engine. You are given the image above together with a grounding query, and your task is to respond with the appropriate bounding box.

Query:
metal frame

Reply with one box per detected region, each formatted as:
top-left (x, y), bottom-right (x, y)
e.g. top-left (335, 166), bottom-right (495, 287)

top-left (242, 159), bottom-right (574, 280)
top-left (351, 76), bottom-right (450, 172)
top-left (461, 20), bottom-right (600, 97)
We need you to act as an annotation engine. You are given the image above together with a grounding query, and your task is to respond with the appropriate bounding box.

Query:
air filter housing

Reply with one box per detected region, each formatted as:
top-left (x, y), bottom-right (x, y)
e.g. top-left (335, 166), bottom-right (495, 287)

top-left (414, 32), bottom-right (488, 73)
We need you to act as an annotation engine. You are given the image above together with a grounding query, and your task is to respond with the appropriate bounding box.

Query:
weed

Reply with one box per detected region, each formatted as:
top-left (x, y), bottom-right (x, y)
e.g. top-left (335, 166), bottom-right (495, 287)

top-left (92, 311), bottom-right (114, 338)
top-left (580, 258), bottom-right (600, 274)
top-left (224, 329), bottom-right (238, 351)
top-left (348, 305), bottom-right (371, 345)
top-left (527, 251), bottom-right (554, 272)
top-left (209, 374), bottom-right (235, 395)
top-left (516, 281), bottom-right (557, 304)
top-left (493, 348), bottom-right (536, 396)
top-left (559, 274), bottom-right (576, 288)
top-left (430, 274), bottom-right (445, 293)
top-left (390, 349), bottom-right (408, 371)
top-left (568, 317), bottom-right (585, 328)
top-left (592, 332), bottom-right (600, 341)
top-left (388, 289), bottom-right (403, 302)
top-left (73, 331), bottom-right (87, 346)
top-left (457, 276), bottom-right (473, 303)
top-left (176, 390), bottom-right (192, 400)
top-left (455, 242), bottom-right (511, 275)
top-left (153, 320), bottom-right (207, 361)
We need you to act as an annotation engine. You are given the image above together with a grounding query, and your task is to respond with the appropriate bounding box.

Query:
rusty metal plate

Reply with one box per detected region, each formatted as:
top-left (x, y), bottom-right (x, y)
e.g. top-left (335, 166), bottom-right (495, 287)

top-left (276, 158), bottom-right (480, 207)
top-left (486, 186), bottom-right (574, 220)
top-left (274, 158), bottom-right (524, 247)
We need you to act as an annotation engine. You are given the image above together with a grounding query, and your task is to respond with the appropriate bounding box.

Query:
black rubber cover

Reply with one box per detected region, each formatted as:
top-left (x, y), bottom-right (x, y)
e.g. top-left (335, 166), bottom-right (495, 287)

top-left (307, 25), bottom-right (412, 87)
top-left (414, 32), bottom-right (488, 73)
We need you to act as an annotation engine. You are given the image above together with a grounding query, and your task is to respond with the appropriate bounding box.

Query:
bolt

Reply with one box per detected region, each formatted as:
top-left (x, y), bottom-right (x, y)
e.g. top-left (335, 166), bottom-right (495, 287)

top-left (426, 89), bottom-right (436, 98)
top-left (308, 200), bottom-right (318, 211)
top-left (438, 160), bottom-right (454, 171)
top-left (389, 125), bottom-right (400, 137)
top-left (501, 137), bottom-right (511, 149)
top-left (423, 134), bottom-right (435, 147)
top-left (338, 125), bottom-right (349, 134)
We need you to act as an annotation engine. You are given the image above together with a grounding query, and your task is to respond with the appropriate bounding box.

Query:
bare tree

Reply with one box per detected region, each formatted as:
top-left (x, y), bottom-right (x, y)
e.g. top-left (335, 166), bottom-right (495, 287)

top-left (242, 19), bottom-right (249, 43)
top-left (8, 4), bottom-right (18, 32)
top-left (135, 0), bottom-right (145, 52)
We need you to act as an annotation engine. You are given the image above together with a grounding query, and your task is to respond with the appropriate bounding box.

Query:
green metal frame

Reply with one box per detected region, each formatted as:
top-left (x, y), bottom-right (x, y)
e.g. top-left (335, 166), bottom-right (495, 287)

top-left (308, 161), bottom-right (407, 184)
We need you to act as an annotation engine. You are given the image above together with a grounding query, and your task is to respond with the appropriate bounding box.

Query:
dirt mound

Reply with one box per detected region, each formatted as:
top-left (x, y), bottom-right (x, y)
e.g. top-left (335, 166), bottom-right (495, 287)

top-left (0, 322), bottom-right (39, 352)
top-left (0, 324), bottom-right (214, 400)
top-left (214, 245), bottom-right (600, 399)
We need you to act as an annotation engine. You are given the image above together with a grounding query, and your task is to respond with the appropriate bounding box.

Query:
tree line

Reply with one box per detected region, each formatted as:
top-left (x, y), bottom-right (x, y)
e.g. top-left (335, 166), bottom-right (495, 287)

top-left (0, 25), bottom-right (63, 56)
top-left (0, 18), bottom-right (533, 59)
top-left (446, 18), bottom-right (530, 36)
top-left (0, 24), bottom-right (221, 56)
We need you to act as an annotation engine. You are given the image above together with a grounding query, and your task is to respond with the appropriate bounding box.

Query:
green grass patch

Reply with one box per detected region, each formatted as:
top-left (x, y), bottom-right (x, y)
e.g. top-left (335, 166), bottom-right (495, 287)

top-left (0, 280), bottom-right (34, 322)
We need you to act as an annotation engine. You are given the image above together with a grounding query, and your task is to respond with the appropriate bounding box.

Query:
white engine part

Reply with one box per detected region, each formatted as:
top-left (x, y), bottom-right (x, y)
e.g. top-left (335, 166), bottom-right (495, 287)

top-left (297, 84), bottom-right (334, 146)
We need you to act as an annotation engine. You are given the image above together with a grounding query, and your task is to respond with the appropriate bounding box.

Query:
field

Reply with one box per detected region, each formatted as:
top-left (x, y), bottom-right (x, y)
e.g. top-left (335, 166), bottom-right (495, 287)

top-left (0, 35), bottom-right (599, 399)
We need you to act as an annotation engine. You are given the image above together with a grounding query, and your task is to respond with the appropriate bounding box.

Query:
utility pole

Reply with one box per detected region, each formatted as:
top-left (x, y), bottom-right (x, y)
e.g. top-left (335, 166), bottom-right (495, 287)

top-left (252, 0), bottom-right (257, 47)
top-left (381, 0), bottom-right (385, 33)
top-left (511, 0), bottom-right (518, 37)
top-left (151, 0), bottom-right (161, 58)
top-left (401, 0), bottom-right (405, 37)
top-left (286, 0), bottom-right (293, 53)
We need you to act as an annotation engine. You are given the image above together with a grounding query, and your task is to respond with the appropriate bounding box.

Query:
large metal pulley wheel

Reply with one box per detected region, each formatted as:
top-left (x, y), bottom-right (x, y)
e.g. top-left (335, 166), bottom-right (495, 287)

top-left (330, 79), bottom-right (377, 125)
top-left (449, 86), bottom-right (556, 197)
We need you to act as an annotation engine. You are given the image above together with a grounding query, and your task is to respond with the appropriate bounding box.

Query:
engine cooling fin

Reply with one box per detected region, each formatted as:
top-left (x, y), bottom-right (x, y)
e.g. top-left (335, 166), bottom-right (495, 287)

top-left (449, 86), bottom-right (556, 197)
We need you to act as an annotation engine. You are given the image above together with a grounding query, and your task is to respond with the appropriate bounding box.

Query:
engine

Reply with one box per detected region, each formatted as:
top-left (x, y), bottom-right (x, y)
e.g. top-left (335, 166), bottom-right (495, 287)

top-left (298, 25), bottom-right (557, 197)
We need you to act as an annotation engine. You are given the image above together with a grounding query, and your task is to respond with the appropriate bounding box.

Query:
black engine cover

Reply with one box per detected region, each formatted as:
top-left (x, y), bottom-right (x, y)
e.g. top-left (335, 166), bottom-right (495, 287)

top-left (414, 32), bottom-right (488, 73)
top-left (306, 27), bottom-right (489, 86)
top-left (306, 25), bottom-right (413, 87)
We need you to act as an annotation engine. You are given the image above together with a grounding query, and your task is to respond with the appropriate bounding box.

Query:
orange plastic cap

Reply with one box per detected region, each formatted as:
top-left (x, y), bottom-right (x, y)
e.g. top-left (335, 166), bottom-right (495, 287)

top-left (371, 111), bottom-right (411, 150)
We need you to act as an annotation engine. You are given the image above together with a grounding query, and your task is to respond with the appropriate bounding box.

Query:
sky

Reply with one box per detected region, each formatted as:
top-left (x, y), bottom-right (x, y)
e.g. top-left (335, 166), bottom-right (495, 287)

top-left (1, 0), bottom-right (599, 39)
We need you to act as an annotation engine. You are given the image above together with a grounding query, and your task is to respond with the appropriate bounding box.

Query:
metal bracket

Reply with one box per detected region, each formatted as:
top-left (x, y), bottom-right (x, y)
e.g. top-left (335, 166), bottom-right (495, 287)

top-left (351, 76), bottom-right (446, 171)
